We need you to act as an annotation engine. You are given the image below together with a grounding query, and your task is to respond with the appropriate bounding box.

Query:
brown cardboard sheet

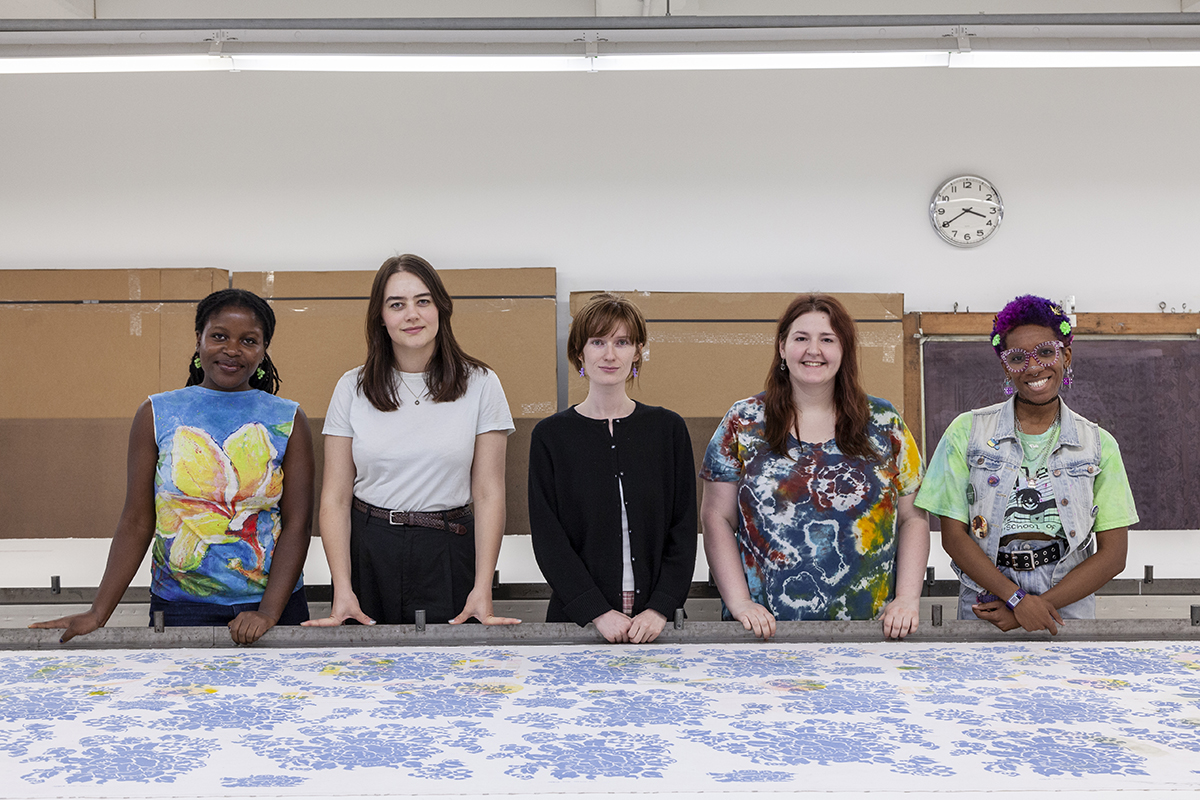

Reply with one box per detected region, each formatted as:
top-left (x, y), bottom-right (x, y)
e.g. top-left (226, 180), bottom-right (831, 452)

top-left (232, 267), bottom-right (555, 299)
top-left (0, 269), bottom-right (226, 302)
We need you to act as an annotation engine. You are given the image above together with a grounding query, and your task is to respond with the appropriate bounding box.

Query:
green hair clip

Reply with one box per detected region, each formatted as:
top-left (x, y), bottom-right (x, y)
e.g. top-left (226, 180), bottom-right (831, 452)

top-left (1059, 320), bottom-right (1071, 335)
top-left (991, 333), bottom-right (1001, 347)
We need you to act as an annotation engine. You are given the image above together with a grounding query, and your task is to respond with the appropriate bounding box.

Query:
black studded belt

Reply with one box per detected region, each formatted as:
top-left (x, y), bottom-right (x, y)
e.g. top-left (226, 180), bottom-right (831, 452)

top-left (996, 541), bottom-right (1062, 572)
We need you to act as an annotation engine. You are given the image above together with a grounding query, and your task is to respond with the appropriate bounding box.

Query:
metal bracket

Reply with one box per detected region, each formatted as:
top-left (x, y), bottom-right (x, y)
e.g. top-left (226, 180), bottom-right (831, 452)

top-left (931, 604), bottom-right (943, 627)
top-left (1144, 565), bottom-right (1155, 585)
top-left (948, 26), bottom-right (972, 52)
top-left (674, 609), bottom-right (684, 630)
top-left (414, 610), bottom-right (426, 632)
top-left (153, 611), bottom-right (165, 633)
top-left (50, 576), bottom-right (61, 595)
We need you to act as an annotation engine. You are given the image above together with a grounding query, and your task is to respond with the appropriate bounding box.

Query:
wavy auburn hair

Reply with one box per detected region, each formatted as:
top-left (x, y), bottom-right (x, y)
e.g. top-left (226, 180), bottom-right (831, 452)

top-left (359, 254), bottom-right (488, 412)
top-left (764, 294), bottom-right (876, 461)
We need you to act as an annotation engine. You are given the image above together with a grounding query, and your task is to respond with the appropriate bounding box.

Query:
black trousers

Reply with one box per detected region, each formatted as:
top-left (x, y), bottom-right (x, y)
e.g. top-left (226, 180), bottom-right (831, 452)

top-left (349, 504), bottom-right (476, 625)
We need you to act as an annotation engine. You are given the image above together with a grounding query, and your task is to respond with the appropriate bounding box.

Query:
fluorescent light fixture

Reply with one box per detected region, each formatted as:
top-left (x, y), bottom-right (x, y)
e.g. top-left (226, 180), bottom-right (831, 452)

top-left (0, 54), bottom-right (229, 74)
top-left (950, 50), bottom-right (1200, 68)
top-left (227, 54), bottom-right (591, 73)
top-left (3, 49), bottom-right (1200, 75)
top-left (599, 51), bottom-right (950, 71)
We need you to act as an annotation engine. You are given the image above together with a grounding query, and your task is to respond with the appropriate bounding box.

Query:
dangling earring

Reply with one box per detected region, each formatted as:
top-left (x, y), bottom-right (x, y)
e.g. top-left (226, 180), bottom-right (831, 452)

top-left (579, 366), bottom-right (586, 377)
top-left (1003, 376), bottom-right (1016, 396)
top-left (193, 354), bottom-right (202, 370)
top-left (255, 367), bottom-right (266, 380)
top-left (1062, 366), bottom-right (1074, 389)
top-left (779, 362), bottom-right (787, 372)
top-left (632, 365), bottom-right (639, 378)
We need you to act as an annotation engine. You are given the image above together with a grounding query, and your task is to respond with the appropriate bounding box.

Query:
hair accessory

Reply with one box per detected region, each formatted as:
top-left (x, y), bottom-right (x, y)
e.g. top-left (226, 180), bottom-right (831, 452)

top-left (632, 365), bottom-right (638, 378)
top-left (193, 355), bottom-right (202, 370)
top-left (1003, 376), bottom-right (1015, 396)
top-left (1059, 320), bottom-right (1072, 335)
top-left (579, 366), bottom-right (586, 377)
top-left (1063, 365), bottom-right (1074, 389)
top-left (991, 333), bottom-right (1001, 347)
top-left (256, 367), bottom-right (266, 380)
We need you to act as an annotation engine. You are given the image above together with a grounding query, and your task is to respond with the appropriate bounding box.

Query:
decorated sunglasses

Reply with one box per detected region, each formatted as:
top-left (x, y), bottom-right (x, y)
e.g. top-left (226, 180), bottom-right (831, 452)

top-left (999, 340), bottom-right (1065, 372)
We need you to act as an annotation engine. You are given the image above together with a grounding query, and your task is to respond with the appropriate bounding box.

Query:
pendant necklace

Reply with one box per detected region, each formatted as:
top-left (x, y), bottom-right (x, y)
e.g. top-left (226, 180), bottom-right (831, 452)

top-left (398, 374), bottom-right (426, 405)
top-left (1015, 407), bottom-right (1060, 489)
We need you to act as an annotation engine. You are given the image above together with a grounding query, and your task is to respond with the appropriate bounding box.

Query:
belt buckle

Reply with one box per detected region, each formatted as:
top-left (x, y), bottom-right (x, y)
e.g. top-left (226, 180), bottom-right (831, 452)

top-left (388, 510), bottom-right (408, 526)
top-left (1009, 550), bottom-right (1036, 571)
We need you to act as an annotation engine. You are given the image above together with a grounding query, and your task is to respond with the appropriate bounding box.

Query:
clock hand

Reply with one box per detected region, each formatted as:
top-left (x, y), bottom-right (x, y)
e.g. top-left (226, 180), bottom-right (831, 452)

top-left (965, 207), bottom-right (988, 219)
top-left (942, 209), bottom-right (969, 227)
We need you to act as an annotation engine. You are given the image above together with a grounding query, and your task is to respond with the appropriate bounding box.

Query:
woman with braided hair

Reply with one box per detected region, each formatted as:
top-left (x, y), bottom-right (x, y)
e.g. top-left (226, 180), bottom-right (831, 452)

top-left (32, 289), bottom-right (315, 644)
top-left (916, 294), bottom-right (1138, 633)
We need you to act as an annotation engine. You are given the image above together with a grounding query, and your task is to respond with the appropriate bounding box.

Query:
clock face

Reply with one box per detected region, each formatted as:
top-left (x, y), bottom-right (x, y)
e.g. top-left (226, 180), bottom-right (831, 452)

top-left (930, 175), bottom-right (1003, 247)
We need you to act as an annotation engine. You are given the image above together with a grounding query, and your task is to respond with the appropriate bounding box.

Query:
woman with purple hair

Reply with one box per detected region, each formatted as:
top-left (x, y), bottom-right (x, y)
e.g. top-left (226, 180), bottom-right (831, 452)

top-left (916, 295), bottom-right (1138, 633)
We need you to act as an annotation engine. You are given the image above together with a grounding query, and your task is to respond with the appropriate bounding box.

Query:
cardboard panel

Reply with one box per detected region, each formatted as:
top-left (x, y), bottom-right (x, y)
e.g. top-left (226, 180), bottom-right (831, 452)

top-left (232, 268), bottom-right (555, 299)
top-left (0, 303), bottom-right (164, 418)
top-left (0, 269), bottom-right (226, 302)
top-left (570, 291), bottom-right (903, 322)
top-left (567, 295), bottom-right (905, 418)
top-left (0, 418), bottom-right (129, 539)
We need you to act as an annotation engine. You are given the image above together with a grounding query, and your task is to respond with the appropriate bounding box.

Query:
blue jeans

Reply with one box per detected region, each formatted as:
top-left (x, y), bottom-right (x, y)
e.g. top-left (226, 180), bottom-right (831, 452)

top-left (957, 538), bottom-right (1095, 620)
top-left (148, 588), bottom-right (309, 627)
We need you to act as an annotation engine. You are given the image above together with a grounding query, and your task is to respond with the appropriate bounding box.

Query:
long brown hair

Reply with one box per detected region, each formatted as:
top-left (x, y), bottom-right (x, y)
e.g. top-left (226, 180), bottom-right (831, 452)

top-left (359, 254), bottom-right (488, 411)
top-left (764, 294), bottom-right (876, 460)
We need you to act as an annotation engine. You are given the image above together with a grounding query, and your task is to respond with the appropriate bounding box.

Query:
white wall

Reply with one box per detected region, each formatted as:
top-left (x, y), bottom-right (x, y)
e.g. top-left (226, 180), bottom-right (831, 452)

top-left (1, 65), bottom-right (1198, 314)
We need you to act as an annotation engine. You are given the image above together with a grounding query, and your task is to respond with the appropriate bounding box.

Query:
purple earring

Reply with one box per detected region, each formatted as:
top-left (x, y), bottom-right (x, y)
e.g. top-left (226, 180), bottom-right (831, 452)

top-left (1062, 366), bottom-right (1074, 389)
top-left (1003, 376), bottom-right (1016, 396)
top-left (632, 365), bottom-right (639, 378)
top-left (579, 366), bottom-right (585, 377)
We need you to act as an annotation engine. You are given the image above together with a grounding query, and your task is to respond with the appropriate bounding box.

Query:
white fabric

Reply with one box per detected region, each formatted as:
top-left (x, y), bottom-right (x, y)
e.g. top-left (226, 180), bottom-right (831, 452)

top-left (323, 366), bottom-right (514, 512)
top-left (618, 479), bottom-right (634, 593)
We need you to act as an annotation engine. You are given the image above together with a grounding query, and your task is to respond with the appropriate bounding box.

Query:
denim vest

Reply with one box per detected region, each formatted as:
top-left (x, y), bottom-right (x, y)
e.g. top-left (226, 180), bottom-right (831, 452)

top-left (955, 397), bottom-right (1102, 595)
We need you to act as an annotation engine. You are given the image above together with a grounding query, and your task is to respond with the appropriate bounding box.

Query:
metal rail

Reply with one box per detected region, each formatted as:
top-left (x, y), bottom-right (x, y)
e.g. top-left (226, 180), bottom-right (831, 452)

top-left (6, 577), bottom-right (1200, 606)
top-left (3, 615), bottom-right (1198, 651)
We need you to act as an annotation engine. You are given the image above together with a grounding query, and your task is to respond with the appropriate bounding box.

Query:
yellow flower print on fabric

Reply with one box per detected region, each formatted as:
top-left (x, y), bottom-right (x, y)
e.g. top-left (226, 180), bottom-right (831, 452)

top-left (155, 423), bottom-right (283, 581)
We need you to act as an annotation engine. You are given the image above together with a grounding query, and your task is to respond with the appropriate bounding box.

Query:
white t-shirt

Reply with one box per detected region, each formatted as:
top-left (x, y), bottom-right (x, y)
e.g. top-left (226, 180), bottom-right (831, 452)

top-left (323, 366), bottom-right (515, 512)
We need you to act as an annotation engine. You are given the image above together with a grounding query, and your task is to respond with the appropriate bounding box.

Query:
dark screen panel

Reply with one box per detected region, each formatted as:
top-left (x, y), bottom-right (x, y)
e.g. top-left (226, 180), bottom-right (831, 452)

top-left (922, 338), bottom-right (1200, 531)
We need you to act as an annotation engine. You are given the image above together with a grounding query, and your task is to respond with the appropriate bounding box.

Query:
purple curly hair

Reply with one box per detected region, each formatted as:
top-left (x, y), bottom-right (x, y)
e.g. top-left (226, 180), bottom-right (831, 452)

top-left (991, 294), bottom-right (1073, 355)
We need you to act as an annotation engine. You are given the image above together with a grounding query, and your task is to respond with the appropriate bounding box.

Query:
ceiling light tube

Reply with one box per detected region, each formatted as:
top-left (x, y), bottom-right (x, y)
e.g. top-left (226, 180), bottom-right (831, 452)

top-left (226, 53), bottom-right (592, 73)
top-left (597, 51), bottom-right (951, 71)
top-left (0, 54), bottom-right (230, 74)
top-left (950, 50), bottom-right (1200, 68)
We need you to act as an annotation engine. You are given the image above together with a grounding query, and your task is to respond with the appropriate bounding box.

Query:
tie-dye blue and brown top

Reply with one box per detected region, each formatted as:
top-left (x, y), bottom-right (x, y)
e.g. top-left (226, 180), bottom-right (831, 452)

top-left (700, 394), bottom-right (923, 621)
top-left (149, 386), bottom-right (301, 604)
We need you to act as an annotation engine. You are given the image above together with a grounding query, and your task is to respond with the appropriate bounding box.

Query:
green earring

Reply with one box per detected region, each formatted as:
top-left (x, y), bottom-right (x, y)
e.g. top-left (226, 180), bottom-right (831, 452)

top-left (193, 355), bottom-right (202, 370)
top-left (256, 367), bottom-right (266, 380)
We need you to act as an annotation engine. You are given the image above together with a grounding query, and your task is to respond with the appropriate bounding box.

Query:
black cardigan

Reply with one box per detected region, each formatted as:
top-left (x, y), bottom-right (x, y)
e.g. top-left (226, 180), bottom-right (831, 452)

top-left (528, 402), bottom-right (698, 626)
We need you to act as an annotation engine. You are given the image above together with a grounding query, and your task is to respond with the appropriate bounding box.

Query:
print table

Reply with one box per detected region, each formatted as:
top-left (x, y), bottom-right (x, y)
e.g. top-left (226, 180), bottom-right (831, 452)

top-left (1, 637), bottom-right (1199, 798)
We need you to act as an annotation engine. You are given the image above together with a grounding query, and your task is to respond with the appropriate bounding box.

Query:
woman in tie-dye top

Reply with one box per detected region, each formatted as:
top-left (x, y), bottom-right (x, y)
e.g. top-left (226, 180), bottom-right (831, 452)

top-left (32, 290), bottom-right (314, 645)
top-left (700, 294), bottom-right (929, 640)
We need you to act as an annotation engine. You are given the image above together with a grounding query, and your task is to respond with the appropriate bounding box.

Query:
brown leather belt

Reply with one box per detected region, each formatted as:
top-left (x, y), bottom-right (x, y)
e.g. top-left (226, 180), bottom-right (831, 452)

top-left (352, 497), bottom-right (472, 536)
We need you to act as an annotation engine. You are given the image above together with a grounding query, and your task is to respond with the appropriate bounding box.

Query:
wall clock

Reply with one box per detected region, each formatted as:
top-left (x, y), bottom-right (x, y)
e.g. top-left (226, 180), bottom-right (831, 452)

top-left (929, 175), bottom-right (1003, 247)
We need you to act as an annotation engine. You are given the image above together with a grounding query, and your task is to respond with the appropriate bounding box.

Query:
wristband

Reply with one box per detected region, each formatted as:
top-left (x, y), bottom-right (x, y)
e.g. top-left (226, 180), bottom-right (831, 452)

top-left (1005, 589), bottom-right (1027, 611)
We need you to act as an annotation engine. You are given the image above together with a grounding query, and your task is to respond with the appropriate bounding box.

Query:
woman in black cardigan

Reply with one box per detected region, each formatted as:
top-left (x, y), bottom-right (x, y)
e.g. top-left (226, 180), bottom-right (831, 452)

top-left (528, 293), bottom-right (697, 643)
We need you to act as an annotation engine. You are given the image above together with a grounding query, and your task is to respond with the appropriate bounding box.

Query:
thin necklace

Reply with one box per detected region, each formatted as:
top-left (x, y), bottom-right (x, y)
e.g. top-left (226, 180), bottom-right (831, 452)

top-left (398, 374), bottom-right (426, 405)
top-left (1015, 407), bottom-right (1060, 488)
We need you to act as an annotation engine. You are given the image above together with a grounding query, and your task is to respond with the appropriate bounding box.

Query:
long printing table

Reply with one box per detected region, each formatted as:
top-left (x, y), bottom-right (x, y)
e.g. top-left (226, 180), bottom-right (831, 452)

top-left (1, 621), bottom-right (1199, 799)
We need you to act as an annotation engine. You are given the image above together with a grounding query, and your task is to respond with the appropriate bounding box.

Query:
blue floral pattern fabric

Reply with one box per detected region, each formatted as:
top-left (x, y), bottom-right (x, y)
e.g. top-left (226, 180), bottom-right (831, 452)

top-left (1, 642), bottom-right (1198, 795)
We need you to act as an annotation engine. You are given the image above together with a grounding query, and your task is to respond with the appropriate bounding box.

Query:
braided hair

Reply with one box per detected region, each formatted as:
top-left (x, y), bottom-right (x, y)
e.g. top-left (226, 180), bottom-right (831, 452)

top-left (187, 289), bottom-right (282, 394)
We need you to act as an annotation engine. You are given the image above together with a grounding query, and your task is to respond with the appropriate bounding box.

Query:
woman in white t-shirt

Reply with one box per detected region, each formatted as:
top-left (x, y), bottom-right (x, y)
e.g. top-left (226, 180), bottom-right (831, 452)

top-left (304, 255), bottom-right (519, 627)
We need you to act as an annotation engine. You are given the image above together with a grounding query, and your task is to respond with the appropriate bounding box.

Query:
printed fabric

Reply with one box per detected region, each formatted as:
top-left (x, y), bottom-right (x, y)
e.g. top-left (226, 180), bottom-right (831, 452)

top-left (149, 386), bottom-right (301, 604)
top-left (701, 394), bottom-right (922, 621)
